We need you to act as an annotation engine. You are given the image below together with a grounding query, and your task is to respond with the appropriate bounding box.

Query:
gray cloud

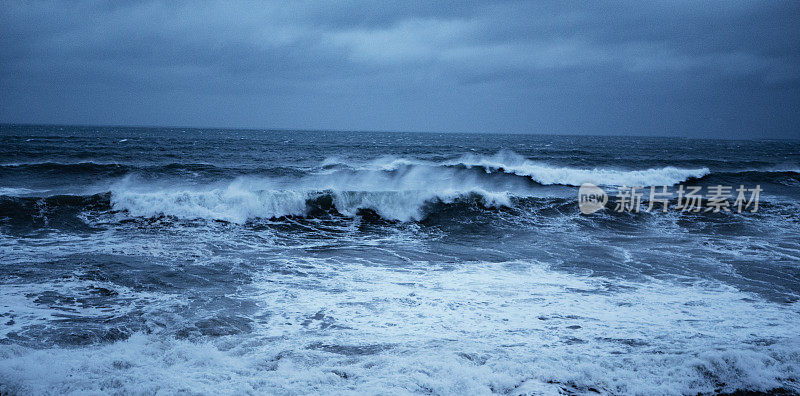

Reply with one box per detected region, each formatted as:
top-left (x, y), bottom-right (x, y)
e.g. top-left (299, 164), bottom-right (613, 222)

top-left (1, 0), bottom-right (798, 138)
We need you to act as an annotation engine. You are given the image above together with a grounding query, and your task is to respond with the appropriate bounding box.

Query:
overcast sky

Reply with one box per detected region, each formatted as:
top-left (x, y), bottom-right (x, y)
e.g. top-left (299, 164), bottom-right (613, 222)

top-left (1, 1), bottom-right (798, 138)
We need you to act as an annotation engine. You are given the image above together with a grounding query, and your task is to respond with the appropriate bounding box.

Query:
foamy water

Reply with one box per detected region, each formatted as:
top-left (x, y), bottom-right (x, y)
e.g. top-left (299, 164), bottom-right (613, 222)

top-left (1, 126), bottom-right (799, 394)
top-left (2, 261), bottom-right (798, 394)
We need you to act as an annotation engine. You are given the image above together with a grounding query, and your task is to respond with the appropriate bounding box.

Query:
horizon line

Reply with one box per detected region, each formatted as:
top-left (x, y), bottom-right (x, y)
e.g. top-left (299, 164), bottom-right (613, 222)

top-left (1, 122), bottom-right (797, 142)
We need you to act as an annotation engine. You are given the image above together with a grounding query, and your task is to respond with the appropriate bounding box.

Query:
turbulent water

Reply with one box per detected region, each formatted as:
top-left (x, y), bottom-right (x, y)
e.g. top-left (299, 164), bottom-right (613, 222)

top-left (1, 125), bottom-right (799, 395)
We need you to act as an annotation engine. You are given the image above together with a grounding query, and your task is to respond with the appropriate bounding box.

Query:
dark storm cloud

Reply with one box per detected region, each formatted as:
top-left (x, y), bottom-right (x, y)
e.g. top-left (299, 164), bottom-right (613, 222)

top-left (1, 1), bottom-right (798, 138)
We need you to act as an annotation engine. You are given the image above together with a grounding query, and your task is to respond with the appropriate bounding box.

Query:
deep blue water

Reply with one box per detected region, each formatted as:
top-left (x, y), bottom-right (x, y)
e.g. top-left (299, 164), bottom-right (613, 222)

top-left (1, 124), bottom-right (799, 394)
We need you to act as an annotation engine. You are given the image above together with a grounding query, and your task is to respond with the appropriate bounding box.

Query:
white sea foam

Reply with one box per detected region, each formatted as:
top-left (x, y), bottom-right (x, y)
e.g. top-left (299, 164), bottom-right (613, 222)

top-left (111, 179), bottom-right (309, 223)
top-left (1, 261), bottom-right (798, 395)
top-left (367, 156), bottom-right (432, 171)
top-left (451, 150), bottom-right (710, 186)
top-left (111, 184), bottom-right (510, 223)
top-left (108, 149), bottom-right (712, 222)
top-left (323, 150), bottom-right (710, 187)
top-left (109, 161), bottom-right (523, 222)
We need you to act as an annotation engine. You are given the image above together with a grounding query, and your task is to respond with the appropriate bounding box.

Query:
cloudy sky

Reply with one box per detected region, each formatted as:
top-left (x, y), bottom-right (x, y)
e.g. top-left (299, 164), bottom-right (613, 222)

top-left (1, 1), bottom-right (798, 138)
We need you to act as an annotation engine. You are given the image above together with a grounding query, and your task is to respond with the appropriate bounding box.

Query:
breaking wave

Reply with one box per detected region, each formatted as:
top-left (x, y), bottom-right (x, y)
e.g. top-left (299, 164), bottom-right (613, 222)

top-left (323, 151), bottom-right (710, 187)
top-left (109, 179), bottom-right (513, 223)
top-left (451, 151), bottom-right (710, 186)
top-left (3, 151), bottom-right (795, 224)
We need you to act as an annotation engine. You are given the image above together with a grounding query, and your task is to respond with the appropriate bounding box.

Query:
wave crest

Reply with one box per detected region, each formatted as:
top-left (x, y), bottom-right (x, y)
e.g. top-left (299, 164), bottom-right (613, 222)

top-left (451, 151), bottom-right (710, 186)
top-left (324, 151), bottom-right (710, 187)
top-left (110, 177), bottom-right (512, 222)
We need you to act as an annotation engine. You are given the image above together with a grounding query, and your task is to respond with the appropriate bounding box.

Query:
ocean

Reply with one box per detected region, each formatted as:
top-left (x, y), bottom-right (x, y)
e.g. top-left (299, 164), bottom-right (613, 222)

top-left (1, 124), bottom-right (799, 394)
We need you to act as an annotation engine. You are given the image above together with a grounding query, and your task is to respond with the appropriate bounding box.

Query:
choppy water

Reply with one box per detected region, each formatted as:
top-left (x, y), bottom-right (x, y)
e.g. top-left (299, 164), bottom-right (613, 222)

top-left (1, 125), bottom-right (799, 394)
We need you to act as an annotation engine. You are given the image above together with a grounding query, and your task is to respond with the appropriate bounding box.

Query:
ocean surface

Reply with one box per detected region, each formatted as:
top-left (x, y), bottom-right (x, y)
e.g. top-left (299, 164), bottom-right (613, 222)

top-left (1, 124), bottom-right (799, 395)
